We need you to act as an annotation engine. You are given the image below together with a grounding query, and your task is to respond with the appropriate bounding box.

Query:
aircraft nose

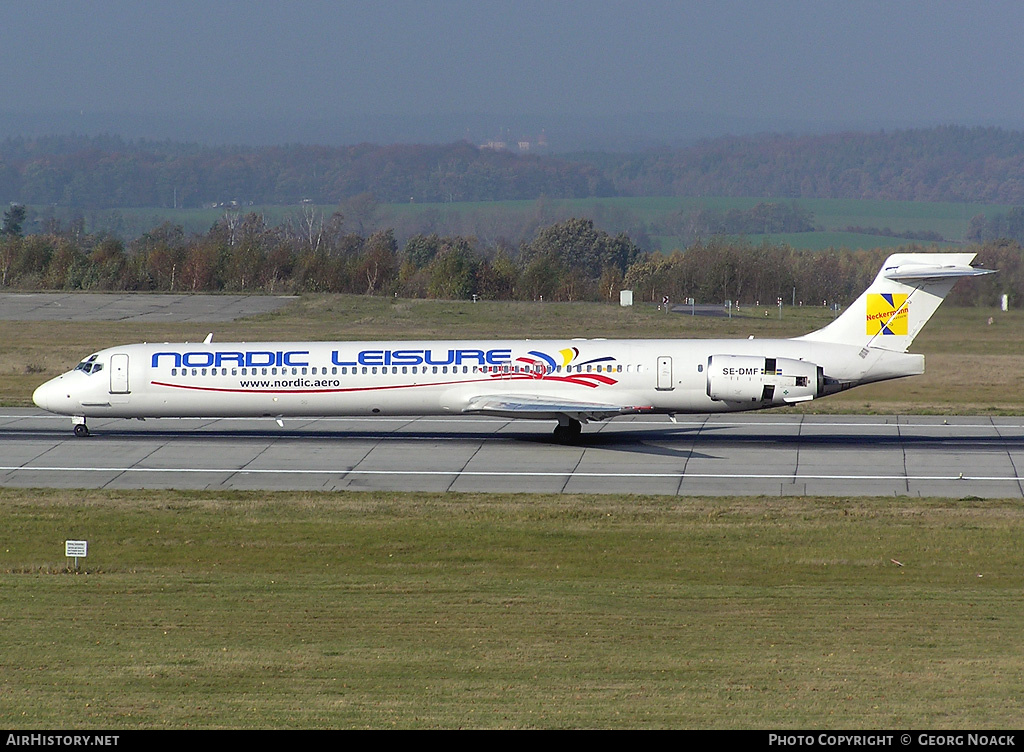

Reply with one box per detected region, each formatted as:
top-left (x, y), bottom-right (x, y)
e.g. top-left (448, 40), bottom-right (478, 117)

top-left (32, 377), bottom-right (64, 412)
top-left (32, 380), bottom-right (52, 410)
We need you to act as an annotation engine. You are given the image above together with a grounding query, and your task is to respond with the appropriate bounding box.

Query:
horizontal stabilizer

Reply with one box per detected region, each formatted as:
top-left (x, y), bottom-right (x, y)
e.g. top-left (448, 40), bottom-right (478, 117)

top-left (883, 261), bottom-right (995, 282)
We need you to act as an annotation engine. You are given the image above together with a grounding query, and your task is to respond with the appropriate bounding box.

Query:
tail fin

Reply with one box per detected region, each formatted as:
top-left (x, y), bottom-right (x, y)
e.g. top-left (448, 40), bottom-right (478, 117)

top-left (798, 253), bottom-right (993, 352)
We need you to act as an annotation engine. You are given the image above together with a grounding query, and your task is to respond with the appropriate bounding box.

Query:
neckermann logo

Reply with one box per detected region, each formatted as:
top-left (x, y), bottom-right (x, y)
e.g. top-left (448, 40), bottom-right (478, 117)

top-left (866, 293), bottom-right (909, 336)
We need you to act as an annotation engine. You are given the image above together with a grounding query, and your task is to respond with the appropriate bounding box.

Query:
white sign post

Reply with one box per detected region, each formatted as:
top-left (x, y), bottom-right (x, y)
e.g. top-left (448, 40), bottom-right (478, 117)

top-left (65, 540), bottom-right (87, 569)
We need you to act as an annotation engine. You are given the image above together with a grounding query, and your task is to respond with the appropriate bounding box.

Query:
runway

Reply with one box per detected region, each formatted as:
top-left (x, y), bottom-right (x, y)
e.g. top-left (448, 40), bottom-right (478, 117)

top-left (3, 409), bottom-right (1024, 497)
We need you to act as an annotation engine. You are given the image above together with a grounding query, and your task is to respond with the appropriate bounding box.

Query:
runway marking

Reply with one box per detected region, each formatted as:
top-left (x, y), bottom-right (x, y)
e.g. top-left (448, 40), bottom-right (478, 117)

top-left (4, 414), bottom-right (1024, 430)
top-left (0, 465), bottom-right (1020, 483)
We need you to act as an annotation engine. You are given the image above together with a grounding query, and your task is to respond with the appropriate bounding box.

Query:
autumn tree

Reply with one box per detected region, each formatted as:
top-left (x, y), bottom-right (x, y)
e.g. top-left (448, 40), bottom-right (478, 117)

top-left (427, 237), bottom-right (478, 299)
top-left (356, 229), bottom-right (397, 295)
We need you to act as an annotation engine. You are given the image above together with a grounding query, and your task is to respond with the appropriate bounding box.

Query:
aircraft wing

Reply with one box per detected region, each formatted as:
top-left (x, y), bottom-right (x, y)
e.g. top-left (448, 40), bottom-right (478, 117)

top-left (463, 394), bottom-right (652, 423)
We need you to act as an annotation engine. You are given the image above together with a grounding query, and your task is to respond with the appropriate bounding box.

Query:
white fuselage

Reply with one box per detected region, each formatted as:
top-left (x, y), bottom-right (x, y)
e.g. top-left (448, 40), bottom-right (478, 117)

top-left (33, 252), bottom-right (989, 437)
top-left (32, 336), bottom-right (924, 421)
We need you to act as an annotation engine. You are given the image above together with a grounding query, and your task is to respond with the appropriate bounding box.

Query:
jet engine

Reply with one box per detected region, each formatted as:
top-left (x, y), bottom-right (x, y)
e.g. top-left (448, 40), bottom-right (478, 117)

top-left (706, 355), bottom-right (822, 404)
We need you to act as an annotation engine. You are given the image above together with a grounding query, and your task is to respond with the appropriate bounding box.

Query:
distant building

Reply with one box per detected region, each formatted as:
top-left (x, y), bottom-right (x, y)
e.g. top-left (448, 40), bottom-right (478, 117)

top-left (479, 132), bottom-right (549, 153)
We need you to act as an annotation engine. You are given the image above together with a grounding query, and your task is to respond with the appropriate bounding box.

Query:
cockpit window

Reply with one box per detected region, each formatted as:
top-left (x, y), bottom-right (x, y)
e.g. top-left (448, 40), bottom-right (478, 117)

top-left (74, 355), bottom-right (102, 374)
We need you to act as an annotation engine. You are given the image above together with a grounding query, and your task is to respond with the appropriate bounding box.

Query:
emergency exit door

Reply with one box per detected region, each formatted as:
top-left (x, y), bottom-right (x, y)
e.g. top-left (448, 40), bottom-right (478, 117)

top-left (656, 356), bottom-right (673, 391)
top-left (109, 353), bottom-right (130, 394)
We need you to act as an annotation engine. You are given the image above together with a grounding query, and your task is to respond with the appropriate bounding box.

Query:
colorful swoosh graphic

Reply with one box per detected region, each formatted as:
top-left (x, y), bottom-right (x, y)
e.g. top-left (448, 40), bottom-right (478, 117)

top-left (500, 347), bottom-right (620, 388)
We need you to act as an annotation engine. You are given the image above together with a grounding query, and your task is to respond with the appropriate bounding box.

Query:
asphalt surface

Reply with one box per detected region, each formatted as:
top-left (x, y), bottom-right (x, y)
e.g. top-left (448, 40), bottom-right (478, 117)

top-left (4, 410), bottom-right (1024, 497)
top-left (0, 292), bottom-right (295, 321)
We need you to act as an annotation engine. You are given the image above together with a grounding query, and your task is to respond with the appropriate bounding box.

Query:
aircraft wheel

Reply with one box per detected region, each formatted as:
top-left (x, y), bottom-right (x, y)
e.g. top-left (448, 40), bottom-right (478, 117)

top-left (73, 424), bottom-right (90, 438)
top-left (552, 420), bottom-right (582, 443)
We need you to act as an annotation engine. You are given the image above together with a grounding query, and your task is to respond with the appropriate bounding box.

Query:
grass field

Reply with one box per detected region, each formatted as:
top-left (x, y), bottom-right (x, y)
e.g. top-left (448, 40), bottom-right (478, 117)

top-left (73, 195), bottom-right (1008, 251)
top-left (2, 489), bottom-right (1023, 729)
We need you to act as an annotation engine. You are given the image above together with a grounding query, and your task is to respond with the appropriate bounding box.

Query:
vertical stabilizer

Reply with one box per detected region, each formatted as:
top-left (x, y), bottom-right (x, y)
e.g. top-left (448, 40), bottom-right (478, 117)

top-left (797, 253), bottom-right (993, 352)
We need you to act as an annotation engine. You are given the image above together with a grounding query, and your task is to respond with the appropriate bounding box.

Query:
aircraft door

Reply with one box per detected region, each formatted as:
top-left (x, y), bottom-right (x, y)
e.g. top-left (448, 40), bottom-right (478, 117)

top-left (109, 353), bottom-right (130, 394)
top-left (656, 356), bottom-right (673, 391)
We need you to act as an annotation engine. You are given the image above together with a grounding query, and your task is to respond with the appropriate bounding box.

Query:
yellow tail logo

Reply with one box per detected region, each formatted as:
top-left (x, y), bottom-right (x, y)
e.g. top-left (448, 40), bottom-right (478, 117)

top-left (866, 293), bottom-right (909, 335)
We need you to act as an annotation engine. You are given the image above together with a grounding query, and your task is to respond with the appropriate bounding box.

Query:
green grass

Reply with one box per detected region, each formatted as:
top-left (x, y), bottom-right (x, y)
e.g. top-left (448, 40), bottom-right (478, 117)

top-left (2, 489), bottom-right (1023, 729)
top-left (75, 196), bottom-right (1010, 251)
top-left (752, 231), bottom-right (956, 251)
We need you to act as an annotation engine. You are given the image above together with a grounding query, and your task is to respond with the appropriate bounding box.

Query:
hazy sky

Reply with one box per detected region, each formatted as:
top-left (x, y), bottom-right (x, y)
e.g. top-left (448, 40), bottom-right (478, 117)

top-left (3, 0), bottom-right (1024, 144)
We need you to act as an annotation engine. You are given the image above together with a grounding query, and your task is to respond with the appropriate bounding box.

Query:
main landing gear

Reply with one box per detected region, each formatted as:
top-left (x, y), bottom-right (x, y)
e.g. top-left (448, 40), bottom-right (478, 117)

top-left (552, 418), bottom-right (582, 443)
top-left (72, 418), bottom-right (90, 437)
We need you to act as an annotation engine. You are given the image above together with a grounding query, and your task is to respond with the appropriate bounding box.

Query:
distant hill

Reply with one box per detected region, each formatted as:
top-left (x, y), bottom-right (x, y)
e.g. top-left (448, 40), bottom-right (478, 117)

top-left (575, 125), bottom-right (1024, 203)
top-left (0, 137), bottom-right (612, 208)
top-left (1, 126), bottom-right (1024, 209)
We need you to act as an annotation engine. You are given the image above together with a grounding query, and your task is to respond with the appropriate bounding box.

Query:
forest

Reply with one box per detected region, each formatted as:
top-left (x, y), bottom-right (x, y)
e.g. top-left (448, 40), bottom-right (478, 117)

top-left (2, 125), bottom-right (1023, 309)
top-left (4, 125), bottom-right (1024, 209)
top-left (0, 211), bottom-right (1015, 310)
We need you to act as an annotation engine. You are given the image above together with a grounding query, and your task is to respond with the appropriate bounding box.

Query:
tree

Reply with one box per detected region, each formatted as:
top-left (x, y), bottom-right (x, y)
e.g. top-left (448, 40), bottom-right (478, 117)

top-left (427, 238), bottom-right (478, 299)
top-left (45, 238), bottom-right (87, 289)
top-left (476, 249), bottom-right (519, 300)
top-left (2, 204), bottom-right (26, 237)
top-left (523, 218), bottom-right (641, 278)
top-left (520, 250), bottom-right (561, 301)
top-left (356, 229), bottom-right (397, 295)
top-left (181, 242), bottom-right (219, 291)
top-left (0, 235), bottom-right (20, 286)
top-left (598, 265), bottom-right (625, 301)
top-left (338, 192), bottom-right (380, 236)
top-left (403, 234), bottom-right (442, 269)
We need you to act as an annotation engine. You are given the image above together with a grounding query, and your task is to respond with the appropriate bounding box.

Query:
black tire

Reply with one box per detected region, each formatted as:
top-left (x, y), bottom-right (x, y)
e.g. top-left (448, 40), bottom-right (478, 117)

top-left (73, 424), bottom-right (90, 437)
top-left (552, 421), bottom-right (582, 443)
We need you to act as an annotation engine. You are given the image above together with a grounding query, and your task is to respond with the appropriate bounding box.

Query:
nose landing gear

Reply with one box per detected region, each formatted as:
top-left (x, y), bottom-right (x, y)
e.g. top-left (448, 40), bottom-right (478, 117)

top-left (73, 418), bottom-right (90, 437)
